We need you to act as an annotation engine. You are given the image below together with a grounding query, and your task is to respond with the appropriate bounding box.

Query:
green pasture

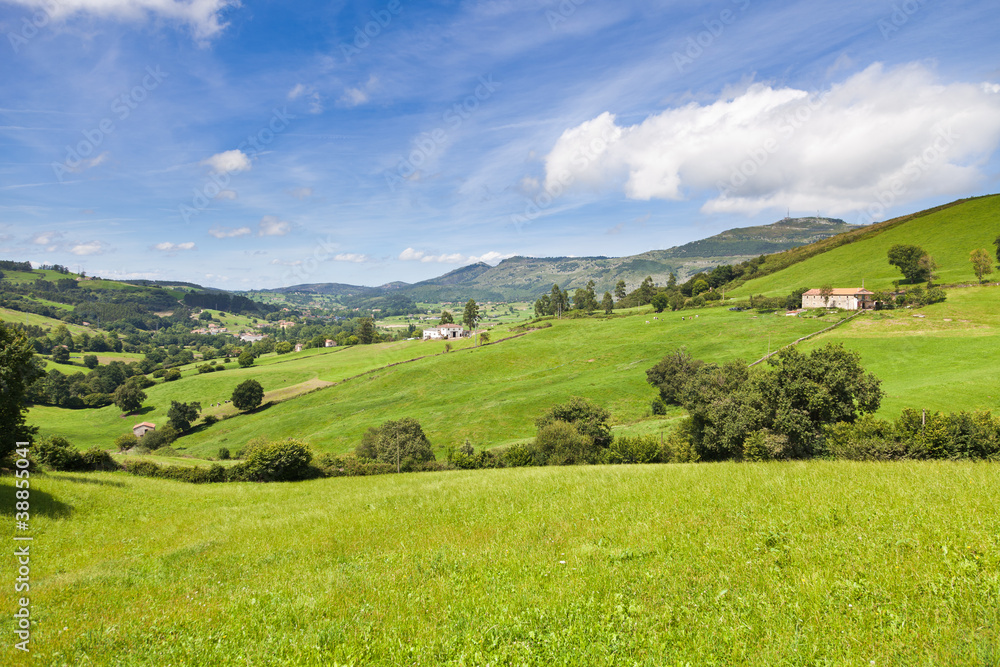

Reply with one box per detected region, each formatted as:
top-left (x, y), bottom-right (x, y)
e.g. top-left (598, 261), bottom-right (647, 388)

top-left (149, 307), bottom-right (829, 458)
top-left (0, 308), bottom-right (91, 334)
top-left (800, 285), bottom-right (1000, 416)
top-left (2, 461), bottom-right (997, 665)
top-left (731, 194), bottom-right (1000, 297)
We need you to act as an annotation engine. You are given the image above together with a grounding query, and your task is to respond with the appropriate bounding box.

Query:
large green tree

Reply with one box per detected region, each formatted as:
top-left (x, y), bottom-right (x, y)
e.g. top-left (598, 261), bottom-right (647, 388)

top-left (614, 280), bottom-right (627, 301)
top-left (113, 383), bottom-right (146, 414)
top-left (438, 310), bottom-right (454, 325)
top-left (887, 244), bottom-right (932, 283)
top-left (167, 400), bottom-right (202, 432)
top-left (462, 299), bottom-right (479, 330)
top-left (232, 379), bottom-right (264, 412)
top-left (0, 324), bottom-right (44, 459)
top-left (358, 317), bottom-right (376, 344)
top-left (536, 396), bottom-right (612, 449)
top-left (602, 291), bottom-right (614, 314)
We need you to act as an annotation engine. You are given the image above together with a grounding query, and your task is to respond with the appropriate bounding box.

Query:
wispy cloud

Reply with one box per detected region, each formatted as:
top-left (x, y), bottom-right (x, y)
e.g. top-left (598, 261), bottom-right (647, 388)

top-left (153, 241), bottom-right (197, 252)
top-left (258, 215), bottom-right (291, 236)
top-left (208, 226), bottom-right (252, 239)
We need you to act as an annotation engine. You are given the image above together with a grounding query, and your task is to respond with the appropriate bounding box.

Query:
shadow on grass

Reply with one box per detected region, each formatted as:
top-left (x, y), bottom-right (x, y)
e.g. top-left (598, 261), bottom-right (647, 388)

top-left (0, 484), bottom-right (73, 520)
top-left (51, 474), bottom-right (126, 488)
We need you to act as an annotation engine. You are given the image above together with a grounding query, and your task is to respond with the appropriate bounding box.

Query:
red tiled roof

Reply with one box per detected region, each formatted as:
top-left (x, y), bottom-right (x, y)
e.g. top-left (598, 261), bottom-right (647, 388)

top-left (803, 288), bottom-right (874, 296)
top-left (134, 422), bottom-right (156, 429)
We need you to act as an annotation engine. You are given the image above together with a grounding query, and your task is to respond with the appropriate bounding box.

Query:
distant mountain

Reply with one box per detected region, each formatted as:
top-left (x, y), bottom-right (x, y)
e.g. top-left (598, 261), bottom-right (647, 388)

top-left (267, 216), bottom-right (858, 302)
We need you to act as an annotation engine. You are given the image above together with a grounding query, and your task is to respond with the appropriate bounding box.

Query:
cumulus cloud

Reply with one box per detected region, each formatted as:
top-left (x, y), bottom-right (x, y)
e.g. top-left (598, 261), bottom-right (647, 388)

top-left (543, 62), bottom-right (1000, 218)
top-left (70, 241), bottom-right (107, 256)
top-left (398, 248), bottom-right (512, 265)
top-left (208, 225), bottom-right (252, 238)
top-left (153, 241), bottom-right (197, 252)
top-left (5, 0), bottom-right (239, 40)
top-left (201, 149), bottom-right (251, 174)
top-left (258, 215), bottom-right (291, 236)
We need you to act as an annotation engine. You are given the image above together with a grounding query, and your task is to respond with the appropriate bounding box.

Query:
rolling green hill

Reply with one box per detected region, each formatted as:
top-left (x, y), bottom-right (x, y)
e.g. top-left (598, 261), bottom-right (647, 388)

top-left (730, 195), bottom-right (1000, 297)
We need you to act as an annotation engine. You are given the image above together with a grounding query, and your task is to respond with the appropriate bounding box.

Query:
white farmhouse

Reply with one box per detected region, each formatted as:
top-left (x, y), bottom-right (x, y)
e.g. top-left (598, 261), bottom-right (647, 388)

top-left (422, 324), bottom-right (466, 340)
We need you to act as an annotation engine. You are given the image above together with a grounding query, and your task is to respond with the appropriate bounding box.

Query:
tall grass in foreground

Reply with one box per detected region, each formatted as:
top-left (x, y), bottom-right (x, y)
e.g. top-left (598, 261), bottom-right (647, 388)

top-left (3, 461), bottom-right (998, 665)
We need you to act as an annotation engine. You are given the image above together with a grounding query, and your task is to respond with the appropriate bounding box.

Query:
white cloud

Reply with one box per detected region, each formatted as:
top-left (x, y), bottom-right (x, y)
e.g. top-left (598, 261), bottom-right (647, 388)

top-left (288, 83), bottom-right (307, 100)
top-left (258, 215), bottom-right (291, 236)
top-left (208, 225), bottom-right (252, 238)
top-left (398, 248), bottom-right (511, 265)
top-left (543, 62), bottom-right (1000, 217)
top-left (5, 0), bottom-right (239, 40)
top-left (70, 241), bottom-right (107, 256)
top-left (201, 149), bottom-right (251, 174)
top-left (31, 231), bottom-right (62, 245)
top-left (983, 83), bottom-right (1000, 94)
top-left (288, 84), bottom-right (322, 113)
top-left (214, 189), bottom-right (238, 200)
top-left (333, 253), bottom-right (369, 263)
top-left (153, 241), bottom-right (197, 252)
top-left (288, 187), bottom-right (313, 200)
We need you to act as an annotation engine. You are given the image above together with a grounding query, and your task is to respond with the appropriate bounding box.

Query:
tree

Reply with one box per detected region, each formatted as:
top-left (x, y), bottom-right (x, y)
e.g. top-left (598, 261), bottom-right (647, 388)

top-left (646, 348), bottom-right (705, 405)
top-left (0, 323), bottom-right (44, 459)
top-left (275, 341), bottom-right (293, 355)
top-left (550, 284), bottom-right (567, 317)
top-left (614, 280), bottom-right (627, 301)
top-left (479, 330), bottom-right (491, 344)
top-left (356, 418), bottom-right (435, 470)
top-left (238, 350), bottom-right (255, 368)
top-left (83, 354), bottom-right (99, 369)
top-left (113, 383), bottom-right (146, 414)
top-left (167, 400), bottom-right (201, 432)
top-left (51, 346), bottom-right (70, 364)
top-left (232, 379), bottom-right (264, 412)
top-left (462, 299), bottom-right (479, 330)
top-left (667, 273), bottom-right (677, 290)
top-left (602, 291), bottom-right (614, 314)
top-left (534, 295), bottom-right (551, 318)
top-left (994, 234), bottom-right (1000, 265)
top-left (439, 310), bottom-right (454, 325)
top-left (636, 276), bottom-right (656, 305)
top-left (536, 397), bottom-right (612, 449)
top-left (358, 317), bottom-right (376, 344)
top-left (651, 293), bottom-right (670, 313)
top-left (887, 244), bottom-right (932, 283)
top-left (970, 248), bottom-right (993, 283)
top-left (918, 254), bottom-right (938, 285)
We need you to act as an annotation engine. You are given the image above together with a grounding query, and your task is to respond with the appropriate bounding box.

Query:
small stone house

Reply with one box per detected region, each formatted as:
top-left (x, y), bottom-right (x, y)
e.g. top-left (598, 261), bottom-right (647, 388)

top-left (133, 422), bottom-right (156, 438)
top-left (802, 288), bottom-right (874, 310)
top-left (324, 339), bottom-right (337, 347)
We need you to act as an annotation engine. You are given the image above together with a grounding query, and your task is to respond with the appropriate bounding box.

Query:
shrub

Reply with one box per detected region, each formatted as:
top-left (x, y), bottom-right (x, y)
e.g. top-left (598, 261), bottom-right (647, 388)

top-left (356, 418), bottom-right (435, 470)
top-left (660, 419), bottom-right (699, 463)
top-left (607, 435), bottom-right (661, 464)
top-left (449, 441), bottom-right (502, 469)
top-left (114, 432), bottom-right (139, 451)
top-left (217, 447), bottom-right (230, 460)
top-left (80, 447), bottom-right (119, 471)
top-left (124, 460), bottom-right (161, 477)
top-left (35, 436), bottom-right (84, 471)
top-left (651, 398), bottom-right (667, 415)
top-left (140, 425), bottom-right (179, 450)
top-left (163, 368), bottom-right (182, 382)
top-left (535, 396), bottom-right (612, 449)
top-left (230, 438), bottom-right (315, 482)
top-left (531, 420), bottom-right (597, 466)
top-left (821, 416), bottom-right (906, 460)
top-left (202, 415), bottom-right (218, 427)
top-left (152, 369), bottom-right (167, 378)
top-left (499, 442), bottom-right (534, 467)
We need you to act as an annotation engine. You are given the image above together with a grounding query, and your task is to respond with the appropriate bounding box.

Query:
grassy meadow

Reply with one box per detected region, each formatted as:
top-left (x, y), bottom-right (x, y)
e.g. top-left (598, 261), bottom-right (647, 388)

top-left (2, 461), bottom-right (998, 665)
top-left (730, 194), bottom-right (1000, 297)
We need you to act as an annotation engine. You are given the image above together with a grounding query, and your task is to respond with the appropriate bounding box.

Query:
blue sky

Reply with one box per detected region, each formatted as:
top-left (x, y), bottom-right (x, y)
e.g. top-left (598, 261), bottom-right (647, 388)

top-left (1, 0), bottom-right (998, 289)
